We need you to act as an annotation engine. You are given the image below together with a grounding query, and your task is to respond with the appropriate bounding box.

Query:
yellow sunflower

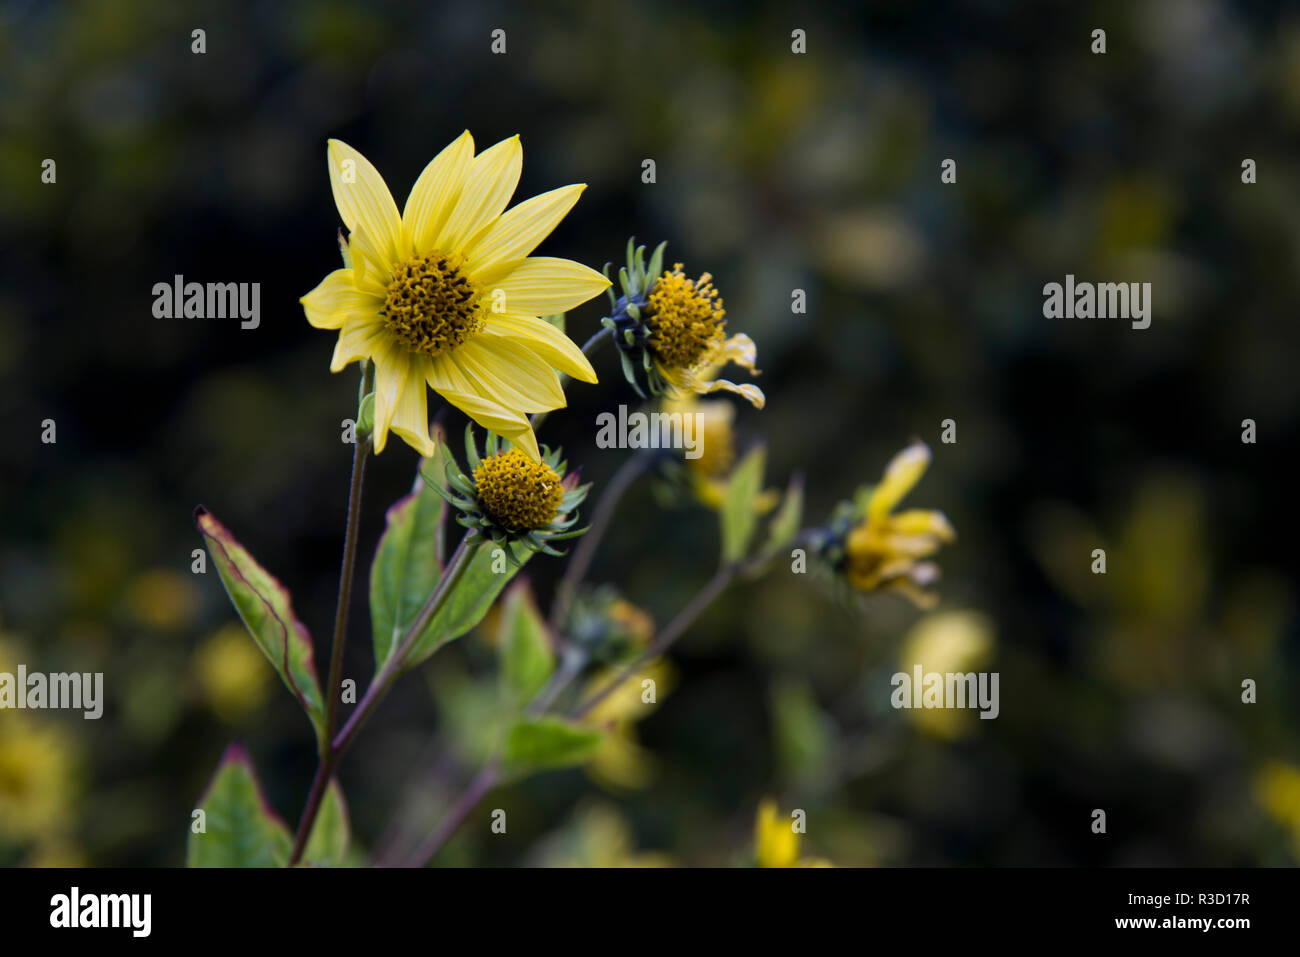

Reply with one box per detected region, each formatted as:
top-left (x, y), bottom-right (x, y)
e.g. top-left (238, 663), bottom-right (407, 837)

top-left (301, 132), bottom-right (609, 459)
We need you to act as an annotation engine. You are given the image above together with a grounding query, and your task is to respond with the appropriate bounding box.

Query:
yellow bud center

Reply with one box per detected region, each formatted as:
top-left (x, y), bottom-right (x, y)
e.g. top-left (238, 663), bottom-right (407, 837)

top-left (645, 264), bottom-right (725, 370)
top-left (473, 450), bottom-right (564, 531)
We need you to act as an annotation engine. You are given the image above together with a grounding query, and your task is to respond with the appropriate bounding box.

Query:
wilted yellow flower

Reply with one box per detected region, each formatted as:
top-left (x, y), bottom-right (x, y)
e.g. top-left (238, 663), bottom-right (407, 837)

top-left (195, 622), bottom-right (273, 721)
top-left (301, 132), bottom-right (608, 460)
top-left (843, 441), bottom-right (955, 607)
top-left (754, 798), bottom-right (833, 867)
top-left (645, 265), bottom-right (763, 408)
top-left (0, 715), bottom-right (77, 843)
top-left (898, 611), bottom-right (996, 740)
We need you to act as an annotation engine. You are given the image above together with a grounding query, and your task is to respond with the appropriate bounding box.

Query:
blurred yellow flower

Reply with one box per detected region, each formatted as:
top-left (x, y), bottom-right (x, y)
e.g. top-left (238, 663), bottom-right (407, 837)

top-left (898, 611), bottom-right (996, 740)
top-left (646, 264), bottom-right (763, 408)
top-left (301, 132), bottom-right (608, 460)
top-left (844, 441), bottom-right (955, 608)
top-left (582, 659), bottom-right (673, 791)
top-left (537, 803), bottom-right (673, 868)
top-left (194, 622), bottom-right (273, 722)
top-left (1254, 761), bottom-right (1300, 858)
top-left (125, 568), bottom-right (201, 631)
top-left (0, 715), bottom-right (77, 843)
top-left (663, 395), bottom-right (779, 513)
top-left (754, 798), bottom-right (833, 867)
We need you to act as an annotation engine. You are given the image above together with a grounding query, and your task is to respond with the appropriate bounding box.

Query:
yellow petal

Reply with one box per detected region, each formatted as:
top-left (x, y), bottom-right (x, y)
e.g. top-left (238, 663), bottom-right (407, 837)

top-left (327, 139), bottom-right (404, 267)
top-left (680, 372), bottom-right (765, 409)
top-left (329, 316), bottom-right (389, 372)
top-left (387, 356), bottom-right (436, 457)
top-left (370, 347), bottom-right (411, 453)
top-left (755, 799), bottom-right (799, 868)
top-left (464, 184), bottom-right (586, 273)
top-left (869, 441), bottom-right (931, 518)
top-left (891, 509), bottom-right (956, 542)
top-left (485, 256), bottom-right (611, 316)
top-left (453, 337), bottom-right (567, 413)
top-left (435, 135), bottom-right (522, 254)
top-left (345, 223), bottom-right (395, 288)
top-left (479, 312), bottom-right (598, 382)
top-left (427, 377), bottom-right (541, 461)
top-left (301, 269), bottom-right (382, 329)
top-left (404, 130), bottom-right (475, 256)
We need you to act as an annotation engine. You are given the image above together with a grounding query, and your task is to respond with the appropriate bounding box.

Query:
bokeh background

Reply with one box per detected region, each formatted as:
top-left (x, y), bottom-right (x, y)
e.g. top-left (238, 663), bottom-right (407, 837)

top-left (2, 0), bottom-right (1298, 866)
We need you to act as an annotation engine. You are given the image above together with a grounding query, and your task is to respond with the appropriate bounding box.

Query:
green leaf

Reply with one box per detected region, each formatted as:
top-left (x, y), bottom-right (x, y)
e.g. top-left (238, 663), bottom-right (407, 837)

top-left (503, 717), bottom-right (604, 776)
top-left (186, 744), bottom-right (292, 867)
top-left (370, 444), bottom-right (451, 672)
top-left (301, 779), bottom-right (350, 867)
top-left (195, 508), bottom-right (326, 745)
top-left (403, 541), bottom-right (532, 671)
top-left (498, 581), bottom-right (555, 708)
top-left (720, 446), bottom-right (767, 564)
top-left (760, 474), bottom-right (804, 560)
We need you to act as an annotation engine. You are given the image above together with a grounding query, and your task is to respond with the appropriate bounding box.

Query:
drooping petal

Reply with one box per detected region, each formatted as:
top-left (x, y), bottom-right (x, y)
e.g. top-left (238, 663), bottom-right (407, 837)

top-left (868, 441), bottom-right (931, 519)
top-left (435, 135), bottom-right (522, 254)
top-left (301, 269), bottom-right (383, 329)
top-left (387, 355), bottom-right (436, 457)
top-left (329, 316), bottom-right (389, 372)
top-left (327, 139), bottom-right (404, 268)
top-left (403, 130), bottom-right (475, 256)
top-left (681, 373), bottom-right (765, 409)
top-left (452, 337), bottom-right (568, 413)
top-left (891, 509), bottom-right (956, 542)
top-left (370, 347), bottom-right (411, 454)
top-left (478, 312), bottom-right (598, 382)
top-left (483, 256), bottom-right (611, 316)
top-left (464, 184), bottom-right (586, 274)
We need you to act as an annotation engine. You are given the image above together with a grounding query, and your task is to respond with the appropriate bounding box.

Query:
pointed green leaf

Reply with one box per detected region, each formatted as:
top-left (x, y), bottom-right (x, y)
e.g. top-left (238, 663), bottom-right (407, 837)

top-left (402, 541), bottom-right (533, 670)
top-left (195, 508), bottom-right (326, 745)
top-left (498, 581), bottom-right (555, 708)
top-left (503, 717), bottom-right (604, 776)
top-left (372, 439), bottom-right (450, 671)
top-left (720, 446), bottom-right (767, 564)
top-left (186, 744), bottom-right (292, 867)
top-left (301, 779), bottom-right (350, 867)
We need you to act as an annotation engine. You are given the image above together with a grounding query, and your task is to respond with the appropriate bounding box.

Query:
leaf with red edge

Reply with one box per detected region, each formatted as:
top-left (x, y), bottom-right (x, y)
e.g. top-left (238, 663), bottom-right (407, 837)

top-left (195, 506), bottom-right (326, 745)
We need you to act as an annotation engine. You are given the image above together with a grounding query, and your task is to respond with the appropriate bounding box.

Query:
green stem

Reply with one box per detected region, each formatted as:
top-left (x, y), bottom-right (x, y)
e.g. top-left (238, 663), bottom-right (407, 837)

top-left (569, 565), bottom-right (734, 721)
top-left (331, 531), bottom-right (480, 756)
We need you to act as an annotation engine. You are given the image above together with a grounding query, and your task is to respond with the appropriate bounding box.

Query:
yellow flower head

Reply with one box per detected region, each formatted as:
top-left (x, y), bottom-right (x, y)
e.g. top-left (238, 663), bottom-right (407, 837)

top-left (301, 132), bottom-right (610, 460)
top-left (646, 264), bottom-right (763, 408)
top-left (842, 441), bottom-right (955, 607)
